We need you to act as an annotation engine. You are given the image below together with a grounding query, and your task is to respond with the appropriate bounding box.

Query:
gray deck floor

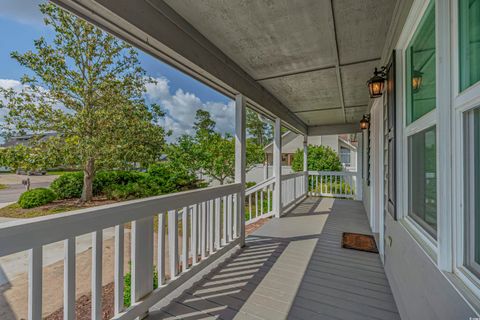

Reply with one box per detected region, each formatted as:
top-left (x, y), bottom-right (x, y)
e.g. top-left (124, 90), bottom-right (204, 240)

top-left (148, 197), bottom-right (400, 320)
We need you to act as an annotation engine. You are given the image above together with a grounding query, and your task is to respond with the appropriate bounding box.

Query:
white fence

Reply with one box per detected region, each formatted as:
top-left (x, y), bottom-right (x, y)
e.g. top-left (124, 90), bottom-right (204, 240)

top-left (308, 171), bottom-right (357, 199)
top-left (0, 183), bottom-right (243, 320)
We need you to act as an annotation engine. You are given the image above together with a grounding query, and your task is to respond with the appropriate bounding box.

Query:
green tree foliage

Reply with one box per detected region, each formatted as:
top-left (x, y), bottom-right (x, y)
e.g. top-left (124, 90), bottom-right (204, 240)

top-left (291, 145), bottom-right (342, 172)
top-left (246, 108), bottom-right (272, 147)
top-left (168, 109), bottom-right (264, 185)
top-left (0, 4), bottom-right (167, 202)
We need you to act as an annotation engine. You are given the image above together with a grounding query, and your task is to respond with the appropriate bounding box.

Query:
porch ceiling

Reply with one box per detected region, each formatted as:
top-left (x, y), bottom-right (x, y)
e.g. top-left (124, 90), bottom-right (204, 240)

top-left (164, 0), bottom-right (397, 127)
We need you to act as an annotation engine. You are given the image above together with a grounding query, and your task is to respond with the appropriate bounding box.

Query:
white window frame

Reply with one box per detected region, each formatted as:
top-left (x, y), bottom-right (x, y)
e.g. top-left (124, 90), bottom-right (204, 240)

top-left (452, 0), bottom-right (480, 301)
top-left (395, 0), bottom-right (440, 257)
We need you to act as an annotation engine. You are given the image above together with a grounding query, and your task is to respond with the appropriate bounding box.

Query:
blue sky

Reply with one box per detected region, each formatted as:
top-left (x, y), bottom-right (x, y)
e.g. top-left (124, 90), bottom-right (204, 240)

top-left (0, 0), bottom-right (234, 142)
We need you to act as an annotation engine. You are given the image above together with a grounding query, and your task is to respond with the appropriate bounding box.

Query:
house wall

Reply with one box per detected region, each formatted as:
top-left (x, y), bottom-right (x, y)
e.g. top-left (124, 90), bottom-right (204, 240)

top-left (383, 213), bottom-right (475, 320)
top-left (361, 0), bottom-right (479, 315)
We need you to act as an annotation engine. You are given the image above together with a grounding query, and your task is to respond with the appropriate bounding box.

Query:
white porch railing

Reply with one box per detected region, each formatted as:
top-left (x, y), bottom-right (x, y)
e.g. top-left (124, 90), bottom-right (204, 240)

top-left (308, 170), bottom-right (357, 199)
top-left (0, 183), bottom-right (242, 320)
top-left (281, 171), bottom-right (308, 209)
top-left (0, 170), bottom-right (313, 320)
top-left (245, 176), bottom-right (275, 224)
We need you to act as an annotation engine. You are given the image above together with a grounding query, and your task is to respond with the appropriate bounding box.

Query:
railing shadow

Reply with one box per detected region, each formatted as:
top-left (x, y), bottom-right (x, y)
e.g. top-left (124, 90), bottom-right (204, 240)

top-left (0, 266), bottom-right (17, 320)
top-left (147, 197), bottom-right (327, 319)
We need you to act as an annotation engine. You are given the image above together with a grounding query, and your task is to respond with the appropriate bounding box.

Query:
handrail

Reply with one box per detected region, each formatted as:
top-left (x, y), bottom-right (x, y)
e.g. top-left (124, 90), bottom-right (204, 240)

top-left (308, 170), bottom-right (356, 176)
top-left (0, 183), bottom-right (242, 257)
top-left (245, 176), bottom-right (275, 195)
top-left (281, 171), bottom-right (307, 180)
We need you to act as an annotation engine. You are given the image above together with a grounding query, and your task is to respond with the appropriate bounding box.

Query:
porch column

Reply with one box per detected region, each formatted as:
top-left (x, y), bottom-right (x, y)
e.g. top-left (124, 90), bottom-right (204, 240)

top-left (273, 117), bottom-right (282, 218)
top-left (303, 136), bottom-right (308, 195)
top-left (235, 94), bottom-right (246, 247)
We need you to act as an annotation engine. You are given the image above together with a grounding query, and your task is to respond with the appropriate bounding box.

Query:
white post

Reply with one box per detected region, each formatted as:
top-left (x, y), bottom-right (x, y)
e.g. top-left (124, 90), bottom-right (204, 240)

top-left (273, 117), bottom-right (282, 218)
top-left (303, 136), bottom-right (308, 196)
top-left (235, 94), bottom-right (246, 247)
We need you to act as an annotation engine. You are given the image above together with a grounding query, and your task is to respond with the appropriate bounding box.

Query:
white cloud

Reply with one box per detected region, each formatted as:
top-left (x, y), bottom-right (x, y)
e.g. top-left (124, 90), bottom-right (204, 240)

top-left (0, 0), bottom-right (45, 27)
top-left (145, 77), bottom-right (234, 142)
top-left (0, 79), bottom-right (23, 91)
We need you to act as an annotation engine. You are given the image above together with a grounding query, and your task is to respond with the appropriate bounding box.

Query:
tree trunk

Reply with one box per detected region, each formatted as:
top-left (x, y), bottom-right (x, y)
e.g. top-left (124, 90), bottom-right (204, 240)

top-left (81, 157), bottom-right (95, 203)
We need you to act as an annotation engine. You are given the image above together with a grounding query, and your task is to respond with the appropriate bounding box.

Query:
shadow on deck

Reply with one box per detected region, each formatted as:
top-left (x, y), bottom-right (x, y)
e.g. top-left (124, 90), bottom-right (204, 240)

top-left (148, 197), bottom-right (400, 320)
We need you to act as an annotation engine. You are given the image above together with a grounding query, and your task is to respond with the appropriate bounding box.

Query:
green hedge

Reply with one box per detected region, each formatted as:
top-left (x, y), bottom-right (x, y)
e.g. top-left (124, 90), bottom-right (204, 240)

top-left (51, 164), bottom-right (199, 201)
top-left (18, 188), bottom-right (56, 209)
top-left (50, 172), bottom-right (84, 199)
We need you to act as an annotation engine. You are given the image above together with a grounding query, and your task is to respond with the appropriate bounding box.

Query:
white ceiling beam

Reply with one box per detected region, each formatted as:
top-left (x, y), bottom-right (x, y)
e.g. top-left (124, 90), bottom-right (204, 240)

top-left (328, 0), bottom-right (347, 123)
top-left (51, 0), bottom-right (307, 134)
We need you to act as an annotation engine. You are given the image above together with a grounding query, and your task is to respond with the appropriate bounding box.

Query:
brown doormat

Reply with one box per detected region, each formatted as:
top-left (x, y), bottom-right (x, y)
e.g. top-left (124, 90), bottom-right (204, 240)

top-left (342, 232), bottom-right (379, 253)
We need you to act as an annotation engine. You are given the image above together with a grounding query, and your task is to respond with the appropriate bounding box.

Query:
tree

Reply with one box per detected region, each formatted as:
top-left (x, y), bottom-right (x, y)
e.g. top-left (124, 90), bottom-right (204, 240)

top-left (246, 108), bottom-right (272, 147)
top-left (0, 4), bottom-right (167, 202)
top-left (291, 145), bottom-right (342, 172)
top-left (168, 109), bottom-right (264, 185)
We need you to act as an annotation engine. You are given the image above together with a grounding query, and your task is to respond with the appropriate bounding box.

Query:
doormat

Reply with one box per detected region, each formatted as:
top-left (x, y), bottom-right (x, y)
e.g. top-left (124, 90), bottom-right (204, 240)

top-left (342, 232), bottom-right (379, 253)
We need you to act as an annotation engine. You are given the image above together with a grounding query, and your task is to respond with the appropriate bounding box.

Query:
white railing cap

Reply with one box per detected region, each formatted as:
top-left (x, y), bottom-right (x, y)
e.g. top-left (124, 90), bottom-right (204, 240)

top-left (0, 183), bottom-right (242, 257)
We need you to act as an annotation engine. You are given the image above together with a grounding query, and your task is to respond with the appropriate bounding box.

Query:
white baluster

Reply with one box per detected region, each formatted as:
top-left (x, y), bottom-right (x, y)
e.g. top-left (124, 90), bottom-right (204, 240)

top-left (191, 205), bottom-right (198, 265)
top-left (168, 210), bottom-right (178, 279)
top-left (201, 202), bottom-right (207, 259)
top-left (28, 246), bottom-right (42, 320)
top-left (92, 230), bottom-right (102, 320)
top-left (64, 237), bottom-right (76, 319)
top-left (182, 206), bottom-right (189, 272)
top-left (114, 226), bottom-right (124, 314)
top-left (158, 213), bottom-right (166, 285)
top-left (215, 198), bottom-right (221, 250)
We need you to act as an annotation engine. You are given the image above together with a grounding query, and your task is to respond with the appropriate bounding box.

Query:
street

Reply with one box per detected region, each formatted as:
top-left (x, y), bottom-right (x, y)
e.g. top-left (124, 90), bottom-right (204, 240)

top-left (0, 174), bottom-right (58, 204)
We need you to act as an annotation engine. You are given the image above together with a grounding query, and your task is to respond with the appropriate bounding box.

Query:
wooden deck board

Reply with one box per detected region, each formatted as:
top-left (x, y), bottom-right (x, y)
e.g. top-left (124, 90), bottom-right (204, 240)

top-left (148, 197), bottom-right (400, 320)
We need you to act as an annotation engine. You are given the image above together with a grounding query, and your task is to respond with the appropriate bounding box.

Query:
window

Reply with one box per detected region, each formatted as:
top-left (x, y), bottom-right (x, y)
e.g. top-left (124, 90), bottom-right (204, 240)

top-left (408, 126), bottom-right (437, 238)
top-left (464, 108), bottom-right (480, 275)
top-left (459, 0), bottom-right (480, 92)
top-left (340, 146), bottom-right (351, 166)
top-left (406, 2), bottom-right (436, 125)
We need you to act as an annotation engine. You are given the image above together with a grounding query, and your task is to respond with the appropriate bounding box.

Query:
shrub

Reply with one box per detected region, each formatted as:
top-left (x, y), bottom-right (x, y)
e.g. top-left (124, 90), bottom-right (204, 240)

top-left (18, 188), bottom-right (56, 208)
top-left (147, 162), bottom-right (198, 193)
top-left (246, 181), bottom-right (256, 189)
top-left (123, 266), bottom-right (158, 308)
top-left (291, 145), bottom-right (342, 172)
top-left (50, 172), bottom-right (83, 199)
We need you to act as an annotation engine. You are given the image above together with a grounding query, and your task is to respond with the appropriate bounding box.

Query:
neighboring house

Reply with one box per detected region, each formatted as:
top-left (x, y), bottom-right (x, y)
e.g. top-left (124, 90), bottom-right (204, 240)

top-left (0, 132), bottom-right (57, 148)
top-left (263, 131), bottom-right (357, 170)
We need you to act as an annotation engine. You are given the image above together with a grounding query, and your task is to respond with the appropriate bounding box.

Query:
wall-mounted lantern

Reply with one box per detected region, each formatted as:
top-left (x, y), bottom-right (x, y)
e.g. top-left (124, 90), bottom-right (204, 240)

top-left (412, 70), bottom-right (423, 93)
top-left (366, 67), bottom-right (386, 98)
top-left (360, 114), bottom-right (370, 130)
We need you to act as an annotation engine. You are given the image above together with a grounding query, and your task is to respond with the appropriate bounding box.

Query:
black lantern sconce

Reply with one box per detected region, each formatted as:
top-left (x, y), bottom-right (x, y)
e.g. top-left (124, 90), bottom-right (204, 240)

top-left (360, 114), bottom-right (370, 130)
top-left (366, 67), bottom-right (386, 98)
top-left (412, 70), bottom-right (423, 93)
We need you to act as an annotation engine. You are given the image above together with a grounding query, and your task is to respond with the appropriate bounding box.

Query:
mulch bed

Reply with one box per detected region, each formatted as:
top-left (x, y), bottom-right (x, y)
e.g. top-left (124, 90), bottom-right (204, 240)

top-left (246, 217), bottom-right (270, 235)
top-left (45, 282), bottom-right (115, 320)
